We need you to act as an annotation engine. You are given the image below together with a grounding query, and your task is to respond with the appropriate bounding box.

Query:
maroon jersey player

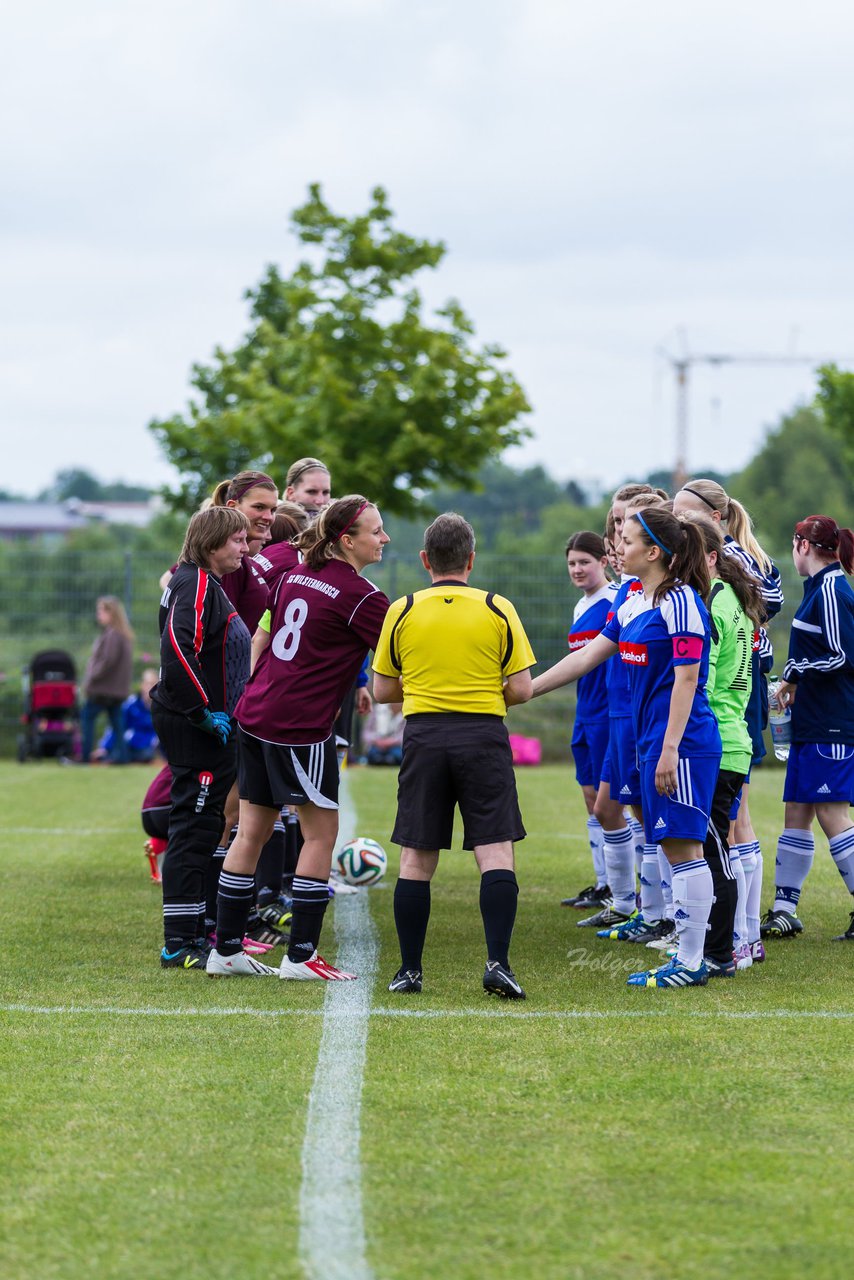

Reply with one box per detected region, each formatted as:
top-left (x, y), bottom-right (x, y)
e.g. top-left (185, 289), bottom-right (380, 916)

top-left (205, 495), bottom-right (391, 981)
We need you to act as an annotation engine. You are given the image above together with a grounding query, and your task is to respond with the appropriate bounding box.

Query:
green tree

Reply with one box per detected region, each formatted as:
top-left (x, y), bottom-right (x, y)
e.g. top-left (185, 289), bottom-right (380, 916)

top-left (816, 363), bottom-right (854, 473)
top-left (40, 469), bottom-right (104, 502)
top-left (731, 404), bottom-right (854, 553)
top-left (37, 470), bottom-right (153, 503)
top-left (150, 185), bottom-right (531, 515)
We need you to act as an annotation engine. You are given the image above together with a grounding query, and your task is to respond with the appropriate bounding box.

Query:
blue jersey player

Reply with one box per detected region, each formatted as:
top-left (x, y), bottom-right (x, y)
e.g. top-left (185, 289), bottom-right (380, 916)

top-left (532, 507), bottom-right (722, 989)
top-left (561, 531), bottom-right (621, 917)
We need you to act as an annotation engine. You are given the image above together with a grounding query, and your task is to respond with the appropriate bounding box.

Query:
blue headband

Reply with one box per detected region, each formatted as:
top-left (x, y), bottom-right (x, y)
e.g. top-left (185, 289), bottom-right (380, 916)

top-left (634, 512), bottom-right (672, 558)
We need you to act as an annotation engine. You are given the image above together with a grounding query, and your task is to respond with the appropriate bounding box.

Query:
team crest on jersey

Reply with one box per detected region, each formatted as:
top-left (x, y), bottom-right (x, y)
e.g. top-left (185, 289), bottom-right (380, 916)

top-left (619, 642), bottom-right (648, 665)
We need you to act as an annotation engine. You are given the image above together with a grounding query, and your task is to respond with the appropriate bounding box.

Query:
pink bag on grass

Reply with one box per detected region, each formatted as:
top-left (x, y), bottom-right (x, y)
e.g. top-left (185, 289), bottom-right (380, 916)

top-left (508, 734), bottom-right (542, 766)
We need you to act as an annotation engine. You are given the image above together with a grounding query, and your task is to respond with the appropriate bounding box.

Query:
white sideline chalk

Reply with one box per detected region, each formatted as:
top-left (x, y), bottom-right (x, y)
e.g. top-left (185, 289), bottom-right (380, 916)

top-left (298, 774), bottom-right (378, 1280)
top-left (4, 1004), bottom-right (854, 1021)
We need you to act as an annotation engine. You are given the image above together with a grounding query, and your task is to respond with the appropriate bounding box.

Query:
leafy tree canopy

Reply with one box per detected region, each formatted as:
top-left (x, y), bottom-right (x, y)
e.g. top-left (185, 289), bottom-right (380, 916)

top-left (150, 185), bottom-right (531, 515)
top-left (730, 403), bottom-right (854, 554)
top-left (380, 458), bottom-right (588, 555)
top-left (815, 363), bottom-right (854, 473)
top-left (38, 469), bottom-right (152, 503)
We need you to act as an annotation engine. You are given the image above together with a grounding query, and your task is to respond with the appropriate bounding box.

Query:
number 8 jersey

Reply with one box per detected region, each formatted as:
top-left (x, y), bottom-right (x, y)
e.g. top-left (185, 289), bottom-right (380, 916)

top-left (235, 559), bottom-right (390, 745)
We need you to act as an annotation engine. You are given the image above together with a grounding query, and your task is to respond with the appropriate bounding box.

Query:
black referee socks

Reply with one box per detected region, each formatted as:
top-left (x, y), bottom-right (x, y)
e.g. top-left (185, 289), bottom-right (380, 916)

top-left (393, 878), bottom-right (432, 972)
top-left (479, 869), bottom-right (519, 969)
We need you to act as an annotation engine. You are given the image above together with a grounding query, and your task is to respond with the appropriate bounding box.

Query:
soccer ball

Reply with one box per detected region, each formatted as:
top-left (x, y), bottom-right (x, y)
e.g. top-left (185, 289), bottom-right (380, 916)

top-left (334, 836), bottom-right (388, 887)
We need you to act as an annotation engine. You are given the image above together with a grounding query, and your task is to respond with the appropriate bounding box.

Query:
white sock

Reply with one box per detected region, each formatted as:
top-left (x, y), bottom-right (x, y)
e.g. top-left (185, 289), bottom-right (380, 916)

top-left (657, 846), bottom-right (673, 915)
top-left (587, 816), bottom-right (607, 888)
top-left (629, 816), bottom-right (645, 875)
top-left (829, 828), bottom-right (854, 894)
top-left (671, 858), bottom-right (713, 970)
top-left (746, 843), bottom-right (763, 943)
top-left (602, 826), bottom-right (635, 916)
top-left (730, 844), bottom-right (748, 946)
top-left (639, 844), bottom-right (664, 924)
top-left (773, 829), bottom-right (815, 914)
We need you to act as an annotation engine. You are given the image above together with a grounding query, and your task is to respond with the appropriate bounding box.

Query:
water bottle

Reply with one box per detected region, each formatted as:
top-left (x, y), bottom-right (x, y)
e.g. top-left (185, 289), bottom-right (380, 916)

top-left (768, 678), bottom-right (791, 761)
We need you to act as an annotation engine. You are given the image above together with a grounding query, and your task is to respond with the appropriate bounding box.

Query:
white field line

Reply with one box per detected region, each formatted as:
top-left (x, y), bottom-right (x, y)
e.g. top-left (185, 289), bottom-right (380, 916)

top-left (4, 1004), bottom-right (854, 1021)
top-left (1, 827), bottom-right (128, 835)
top-left (297, 774), bottom-right (378, 1280)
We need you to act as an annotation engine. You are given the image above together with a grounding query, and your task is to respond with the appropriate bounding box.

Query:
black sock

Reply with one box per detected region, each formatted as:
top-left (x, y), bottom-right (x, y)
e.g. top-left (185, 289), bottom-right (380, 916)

top-left (215, 871), bottom-right (256, 955)
top-left (393, 878), bottom-right (431, 972)
top-left (205, 845), bottom-right (227, 934)
top-left (479, 869), bottom-right (518, 968)
top-left (255, 823), bottom-right (286, 906)
top-left (287, 876), bottom-right (331, 963)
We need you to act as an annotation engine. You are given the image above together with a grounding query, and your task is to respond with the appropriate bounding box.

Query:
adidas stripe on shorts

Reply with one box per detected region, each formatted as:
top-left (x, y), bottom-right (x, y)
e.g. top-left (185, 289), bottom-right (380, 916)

top-left (237, 726), bottom-right (340, 810)
top-left (782, 742), bottom-right (854, 805)
top-left (640, 754), bottom-right (719, 844)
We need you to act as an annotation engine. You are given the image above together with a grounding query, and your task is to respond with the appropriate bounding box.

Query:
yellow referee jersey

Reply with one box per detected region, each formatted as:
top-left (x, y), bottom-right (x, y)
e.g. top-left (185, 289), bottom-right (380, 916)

top-left (372, 581), bottom-right (536, 717)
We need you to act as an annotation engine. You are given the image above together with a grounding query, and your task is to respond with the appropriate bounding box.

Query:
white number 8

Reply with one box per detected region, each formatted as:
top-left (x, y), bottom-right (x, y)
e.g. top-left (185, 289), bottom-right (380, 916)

top-left (272, 598), bottom-right (309, 661)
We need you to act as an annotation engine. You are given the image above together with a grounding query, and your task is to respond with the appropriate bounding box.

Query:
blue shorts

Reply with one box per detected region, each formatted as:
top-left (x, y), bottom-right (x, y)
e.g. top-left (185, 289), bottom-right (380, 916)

top-left (728, 788), bottom-right (743, 822)
top-left (640, 754), bottom-right (720, 844)
top-left (608, 716), bottom-right (642, 805)
top-left (571, 718), bottom-right (610, 787)
top-left (600, 748), bottom-right (611, 785)
top-left (783, 742), bottom-right (854, 804)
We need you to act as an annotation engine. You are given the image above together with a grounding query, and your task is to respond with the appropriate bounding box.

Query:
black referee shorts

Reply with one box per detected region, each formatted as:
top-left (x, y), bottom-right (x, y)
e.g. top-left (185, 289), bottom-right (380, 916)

top-left (391, 713), bottom-right (525, 852)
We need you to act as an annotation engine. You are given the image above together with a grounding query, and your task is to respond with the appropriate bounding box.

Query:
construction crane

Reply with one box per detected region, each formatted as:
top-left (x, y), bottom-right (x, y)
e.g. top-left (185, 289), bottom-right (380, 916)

top-left (658, 343), bottom-right (832, 489)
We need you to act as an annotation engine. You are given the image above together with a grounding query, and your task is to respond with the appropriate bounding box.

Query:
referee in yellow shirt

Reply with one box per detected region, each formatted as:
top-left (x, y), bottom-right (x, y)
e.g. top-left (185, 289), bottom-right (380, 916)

top-left (372, 513), bottom-right (536, 999)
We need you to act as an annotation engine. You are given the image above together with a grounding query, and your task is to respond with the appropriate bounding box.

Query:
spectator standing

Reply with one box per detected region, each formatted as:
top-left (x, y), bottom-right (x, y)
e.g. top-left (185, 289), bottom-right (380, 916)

top-left (80, 596), bottom-right (134, 764)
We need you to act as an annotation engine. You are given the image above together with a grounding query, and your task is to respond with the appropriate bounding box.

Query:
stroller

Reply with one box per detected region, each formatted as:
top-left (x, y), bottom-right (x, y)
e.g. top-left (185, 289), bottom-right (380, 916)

top-left (17, 649), bottom-right (80, 761)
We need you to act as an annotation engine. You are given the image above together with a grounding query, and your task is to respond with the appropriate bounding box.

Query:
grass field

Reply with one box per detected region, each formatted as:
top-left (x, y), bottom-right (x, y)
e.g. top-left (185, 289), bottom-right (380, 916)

top-left (2, 760), bottom-right (854, 1280)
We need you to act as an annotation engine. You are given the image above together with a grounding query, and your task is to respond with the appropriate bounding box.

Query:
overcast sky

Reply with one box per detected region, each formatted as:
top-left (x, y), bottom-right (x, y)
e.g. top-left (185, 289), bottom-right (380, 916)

top-left (3, 0), bottom-right (853, 498)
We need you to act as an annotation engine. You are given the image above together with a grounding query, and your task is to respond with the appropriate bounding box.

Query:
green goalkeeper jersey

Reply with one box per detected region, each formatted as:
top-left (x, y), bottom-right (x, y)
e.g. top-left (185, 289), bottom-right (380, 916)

top-left (706, 579), bottom-right (753, 775)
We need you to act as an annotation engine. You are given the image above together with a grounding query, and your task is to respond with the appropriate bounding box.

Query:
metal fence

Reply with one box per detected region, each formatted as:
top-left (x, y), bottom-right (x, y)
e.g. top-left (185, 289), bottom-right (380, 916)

top-left (0, 546), bottom-right (801, 759)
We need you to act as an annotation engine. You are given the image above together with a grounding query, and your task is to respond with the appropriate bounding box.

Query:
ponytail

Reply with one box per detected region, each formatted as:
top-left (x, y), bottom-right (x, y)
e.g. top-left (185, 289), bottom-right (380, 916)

top-left (297, 495), bottom-right (372, 570)
top-left (682, 512), bottom-right (766, 626)
top-left (724, 497), bottom-right (772, 576)
top-left (680, 477), bottom-right (772, 575)
top-left (841, 531), bottom-right (854, 575)
top-left (211, 470), bottom-right (277, 507)
top-left (629, 507), bottom-right (710, 605)
top-left (795, 515), bottom-right (854, 575)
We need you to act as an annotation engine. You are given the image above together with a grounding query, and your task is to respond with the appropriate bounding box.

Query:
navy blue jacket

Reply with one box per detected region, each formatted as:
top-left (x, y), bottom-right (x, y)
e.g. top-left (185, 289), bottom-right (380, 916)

top-left (783, 562), bottom-right (854, 744)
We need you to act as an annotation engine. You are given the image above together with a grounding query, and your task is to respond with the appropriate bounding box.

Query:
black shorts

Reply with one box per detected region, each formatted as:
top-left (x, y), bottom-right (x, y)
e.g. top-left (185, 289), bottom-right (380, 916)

top-left (237, 727), bottom-right (339, 810)
top-left (142, 806), bottom-right (170, 841)
top-left (391, 713), bottom-right (525, 852)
